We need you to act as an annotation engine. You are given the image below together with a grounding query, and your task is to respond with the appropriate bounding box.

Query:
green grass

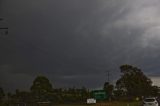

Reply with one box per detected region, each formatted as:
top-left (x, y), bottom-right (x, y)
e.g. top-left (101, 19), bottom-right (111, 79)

top-left (0, 101), bottom-right (142, 106)
top-left (96, 101), bottom-right (141, 106)
top-left (55, 101), bottom-right (141, 106)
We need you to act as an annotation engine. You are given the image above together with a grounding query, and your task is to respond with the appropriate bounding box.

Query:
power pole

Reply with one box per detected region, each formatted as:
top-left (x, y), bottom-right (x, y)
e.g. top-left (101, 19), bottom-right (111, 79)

top-left (106, 70), bottom-right (110, 83)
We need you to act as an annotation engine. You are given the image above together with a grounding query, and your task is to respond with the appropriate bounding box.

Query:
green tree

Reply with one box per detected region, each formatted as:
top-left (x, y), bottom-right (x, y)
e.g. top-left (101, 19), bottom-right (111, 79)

top-left (116, 64), bottom-right (153, 98)
top-left (30, 76), bottom-right (53, 101)
top-left (0, 87), bottom-right (5, 102)
top-left (151, 86), bottom-right (160, 96)
top-left (81, 87), bottom-right (89, 101)
top-left (103, 82), bottom-right (114, 98)
top-left (14, 89), bottom-right (34, 103)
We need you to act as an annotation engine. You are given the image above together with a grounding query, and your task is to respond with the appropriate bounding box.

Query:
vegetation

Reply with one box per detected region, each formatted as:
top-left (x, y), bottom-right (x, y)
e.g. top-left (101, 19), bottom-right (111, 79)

top-left (0, 64), bottom-right (160, 105)
top-left (103, 82), bottom-right (114, 99)
top-left (4, 76), bottom-right (90, 104)
top-left (115, 64), bottom-right (160, 99)
top-left (30, 75), bottom-right (53, 102)
top-left (46, 101), bottom-right (141, 106)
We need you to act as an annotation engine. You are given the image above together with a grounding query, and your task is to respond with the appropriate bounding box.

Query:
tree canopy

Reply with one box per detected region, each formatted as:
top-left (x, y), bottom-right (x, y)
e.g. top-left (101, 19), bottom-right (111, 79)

top-left (30, 76), bottom-right (53, 101)
top-left (103, 82), bottom-right (114, 97)
top-left (116, 64), bottom-right (155, 97)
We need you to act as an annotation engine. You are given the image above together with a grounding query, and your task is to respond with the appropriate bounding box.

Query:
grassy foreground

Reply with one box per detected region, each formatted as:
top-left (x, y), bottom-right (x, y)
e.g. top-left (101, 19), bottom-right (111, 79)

top-left (56, 101), bottom-right (141, 106)
top-left (0, 101), bottom-right (142, 106)
top-left (96, 101), bottom-right (141, 106)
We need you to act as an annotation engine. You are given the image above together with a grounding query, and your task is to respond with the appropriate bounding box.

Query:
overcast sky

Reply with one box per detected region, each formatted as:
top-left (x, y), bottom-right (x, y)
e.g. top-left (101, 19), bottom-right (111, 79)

top-left (1, 0), bottom-right (160, 92)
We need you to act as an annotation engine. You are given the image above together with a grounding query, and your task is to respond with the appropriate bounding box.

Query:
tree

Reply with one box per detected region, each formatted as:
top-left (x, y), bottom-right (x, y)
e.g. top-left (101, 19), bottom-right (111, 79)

top-left (116, 64), bottom-right (153, 98)
top-left (81, 87), bottom-right (89, 101)
top-left (0, 87), bottom-right (5, 102)
top-left (30, 76), bottom-right (53, 101)
top-left (103, 82), bottom-right (114, 98)
top-left (151, 86), bottom-right (160, 96)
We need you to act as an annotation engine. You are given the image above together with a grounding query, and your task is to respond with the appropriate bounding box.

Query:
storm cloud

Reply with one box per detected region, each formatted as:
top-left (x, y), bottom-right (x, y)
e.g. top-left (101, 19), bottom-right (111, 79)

top-left (1, 0), bottom-right (160, 92)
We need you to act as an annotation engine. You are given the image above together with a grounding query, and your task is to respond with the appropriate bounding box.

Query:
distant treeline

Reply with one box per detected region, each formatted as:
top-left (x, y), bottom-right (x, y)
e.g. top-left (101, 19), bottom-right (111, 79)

top-left (6, 87), bottom-right (90, 104)
top-left (0, 64), bottom-right (160, 105)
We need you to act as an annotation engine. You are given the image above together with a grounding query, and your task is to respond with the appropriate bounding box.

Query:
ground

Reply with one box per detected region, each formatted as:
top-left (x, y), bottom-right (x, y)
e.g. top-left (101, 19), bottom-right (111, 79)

top-left (0, 101), bottom-right (142, 106)
top-left (55, 101), bottom-right (141, 106)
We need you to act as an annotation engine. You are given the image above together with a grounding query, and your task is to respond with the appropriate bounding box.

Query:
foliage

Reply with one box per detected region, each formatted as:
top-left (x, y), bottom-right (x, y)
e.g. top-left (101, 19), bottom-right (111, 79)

top-left (151, 86), bottom-right (160, 96)
top-left (29, 76), bottom-right (90, 103)
top-left (103, 82), bottom-right (114, 97)
top-left (116, 64), bottom-right (158, 98)
top-left (30, 75), bottom-right (53, 101)
top-left (53, 87), bottom-right (90, 103)
top-left (4, 66), bottom-right (160, 104)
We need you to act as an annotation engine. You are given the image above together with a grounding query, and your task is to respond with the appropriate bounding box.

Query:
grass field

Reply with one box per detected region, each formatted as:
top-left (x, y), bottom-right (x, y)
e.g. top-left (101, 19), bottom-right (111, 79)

top-left (0, 101), bottom-right (142, 106)
top-left (55, 102), bottom-right (141, 106)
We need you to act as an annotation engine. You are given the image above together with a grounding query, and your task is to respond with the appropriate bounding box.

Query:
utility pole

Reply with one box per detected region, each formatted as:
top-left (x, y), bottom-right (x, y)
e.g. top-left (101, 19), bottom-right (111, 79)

top-left (106, 70), bottom-right (110, 83)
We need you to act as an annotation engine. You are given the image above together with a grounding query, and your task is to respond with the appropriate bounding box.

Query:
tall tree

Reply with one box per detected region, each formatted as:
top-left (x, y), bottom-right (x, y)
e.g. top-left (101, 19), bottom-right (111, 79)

top-left (116, 64), bottom-right (153, 97)
top-left (30, 76), bottom-right (53, 101)
top-left (103, 82), bottom-right (114, 98)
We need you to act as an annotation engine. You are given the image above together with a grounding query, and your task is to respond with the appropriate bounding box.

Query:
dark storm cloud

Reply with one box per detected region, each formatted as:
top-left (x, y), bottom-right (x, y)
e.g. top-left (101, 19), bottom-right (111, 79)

top-left (1, 0), bottom-right (160, 91)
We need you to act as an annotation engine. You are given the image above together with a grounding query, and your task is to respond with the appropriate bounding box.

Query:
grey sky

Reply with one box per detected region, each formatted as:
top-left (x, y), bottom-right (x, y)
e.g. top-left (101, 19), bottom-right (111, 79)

top-left (1, 0), bottom-right (160, 92)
